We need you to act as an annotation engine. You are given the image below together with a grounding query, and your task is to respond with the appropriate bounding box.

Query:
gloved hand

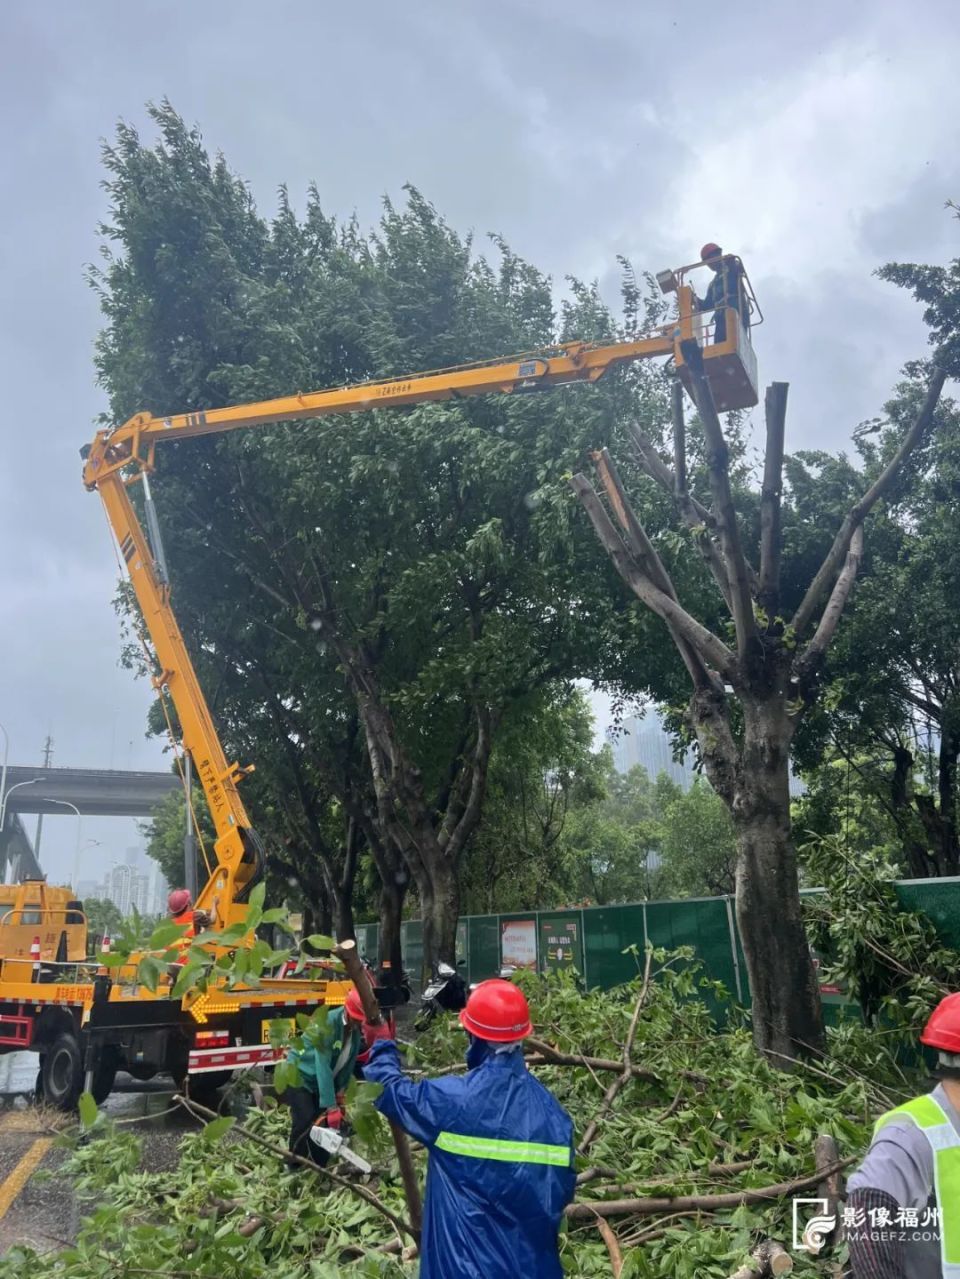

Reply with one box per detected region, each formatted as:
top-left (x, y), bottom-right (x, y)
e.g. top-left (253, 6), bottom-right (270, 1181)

top-left (363, 1019), bottom-right (394, 1046)
top-left (325, 1106), bottom-right (343, 1130)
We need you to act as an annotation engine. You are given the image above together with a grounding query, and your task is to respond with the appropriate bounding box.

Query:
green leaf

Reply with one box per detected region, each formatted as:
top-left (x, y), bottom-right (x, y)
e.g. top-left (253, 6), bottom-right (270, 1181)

top-left (171, 960), bottom-right (206, 1000)
top-left (261, 907), bottom-right (288, 924)
top-left (247, 881), bottom-right (266, 913)
top-left (273, 1060), bottom-right (298, 1094)
top-left (149, 921), bottom-right (189, 950)
top-left (201, 1115), bottom-right (236, 1144)
top-left (97, 951), bottom-right (128, 968)
top-left (305, 934), bottom-right (335, 951)
top-left (78, 1091), bottom-right (98, 1129)
top-left (137, 955), bottom-right (163, 993)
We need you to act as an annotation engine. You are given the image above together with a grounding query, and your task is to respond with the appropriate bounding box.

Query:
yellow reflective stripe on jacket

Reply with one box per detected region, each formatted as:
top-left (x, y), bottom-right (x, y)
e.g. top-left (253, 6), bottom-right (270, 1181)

top-left (874, 1093), bottom-right (960, 1272)
top-left (435, 1131), bottom-right (571, 1167)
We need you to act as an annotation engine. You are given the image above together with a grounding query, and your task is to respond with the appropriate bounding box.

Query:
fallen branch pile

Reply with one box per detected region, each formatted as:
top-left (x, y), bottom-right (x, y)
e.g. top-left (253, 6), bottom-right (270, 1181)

top-left (4, 949), bottom-right (914, 1278)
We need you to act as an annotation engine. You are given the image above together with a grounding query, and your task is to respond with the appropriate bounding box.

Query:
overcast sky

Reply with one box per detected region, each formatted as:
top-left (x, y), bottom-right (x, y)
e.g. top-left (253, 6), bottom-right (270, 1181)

top-left (1, 1), bottom-right (957, 886)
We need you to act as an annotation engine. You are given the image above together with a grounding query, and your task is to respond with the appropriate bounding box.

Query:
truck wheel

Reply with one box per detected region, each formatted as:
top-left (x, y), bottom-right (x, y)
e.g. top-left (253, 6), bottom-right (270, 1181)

top-left (41, 1033), bottom-right (83, 1111)
top-left (90, 1047), bottom-right (119, 1105)
top-left (186, 1070), bottom-right (233, 1109)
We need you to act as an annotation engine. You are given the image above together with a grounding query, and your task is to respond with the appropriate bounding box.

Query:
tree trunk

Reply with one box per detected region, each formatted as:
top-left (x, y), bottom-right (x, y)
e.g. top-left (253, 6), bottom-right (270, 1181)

top-left (378, 877), bottom-right (406, 989)
top-left (428, 855), bottom-right (460, 968)
top-left (890, 744), bottom-right (935, 876)
top-left (333, 895), bottom-right (356, 944)
top-left (937, 728), bottom-right (960, 876)
top-left (416, 854), bottom-right (459, 976)
top-left (303, 890), bottom-right (333, 940)
top-left (732, 701), bottom-right (824, 1061)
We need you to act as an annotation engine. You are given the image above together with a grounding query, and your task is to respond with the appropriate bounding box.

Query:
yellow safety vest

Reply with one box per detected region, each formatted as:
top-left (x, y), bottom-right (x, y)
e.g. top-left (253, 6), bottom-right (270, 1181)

top-left (874, 1093), bottom-right (960, 1276)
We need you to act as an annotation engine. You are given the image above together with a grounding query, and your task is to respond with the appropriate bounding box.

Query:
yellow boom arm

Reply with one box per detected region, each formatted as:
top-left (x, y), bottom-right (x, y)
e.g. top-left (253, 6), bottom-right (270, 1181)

top-left (81, 267), bottom-right (759, 930)
top-left (82, 334), bottom-right (674, 484)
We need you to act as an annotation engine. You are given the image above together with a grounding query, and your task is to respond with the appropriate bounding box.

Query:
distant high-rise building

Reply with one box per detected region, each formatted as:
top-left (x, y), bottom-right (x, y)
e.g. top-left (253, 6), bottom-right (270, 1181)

top-left (606, 711), bottom-right (803, 795)
top-left (150, 863), bottom-right (170, 916)
top-left (606, 713), bottom-right (697, 788)
top-left (107, 863), bottom-right (133, 914)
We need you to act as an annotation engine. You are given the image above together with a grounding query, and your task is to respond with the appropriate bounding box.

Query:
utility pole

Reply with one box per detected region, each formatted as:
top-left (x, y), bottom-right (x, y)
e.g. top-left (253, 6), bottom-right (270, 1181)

top-left (33, 735), bottom-right (53, 856)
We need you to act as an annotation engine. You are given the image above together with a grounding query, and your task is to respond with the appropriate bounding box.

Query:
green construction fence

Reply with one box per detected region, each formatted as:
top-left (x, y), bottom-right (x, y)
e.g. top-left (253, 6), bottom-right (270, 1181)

top-left (353, 875), bottom-right (960, 1016)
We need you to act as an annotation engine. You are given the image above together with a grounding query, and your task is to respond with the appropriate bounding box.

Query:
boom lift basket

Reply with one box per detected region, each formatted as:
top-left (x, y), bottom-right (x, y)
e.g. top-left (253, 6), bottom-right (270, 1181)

top-left (668, 258), bottom-right (762, 413)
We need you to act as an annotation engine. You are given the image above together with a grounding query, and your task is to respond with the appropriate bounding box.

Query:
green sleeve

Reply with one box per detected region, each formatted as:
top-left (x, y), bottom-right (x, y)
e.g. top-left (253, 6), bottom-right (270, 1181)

top-left (312, 1007), bottom-right (347, 1109)
top-left (312, 1047), bottom-right (337, 1109)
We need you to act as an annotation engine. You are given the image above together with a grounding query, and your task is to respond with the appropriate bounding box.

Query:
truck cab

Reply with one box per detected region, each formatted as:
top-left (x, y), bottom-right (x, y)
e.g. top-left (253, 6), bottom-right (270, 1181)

top-left (0, 878), bottom-right (86, 969)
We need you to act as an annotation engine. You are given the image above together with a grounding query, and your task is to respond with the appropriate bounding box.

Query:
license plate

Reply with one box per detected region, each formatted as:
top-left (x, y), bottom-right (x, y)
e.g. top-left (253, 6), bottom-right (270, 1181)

top-left (261, 1017), bottom-right (295, 1044)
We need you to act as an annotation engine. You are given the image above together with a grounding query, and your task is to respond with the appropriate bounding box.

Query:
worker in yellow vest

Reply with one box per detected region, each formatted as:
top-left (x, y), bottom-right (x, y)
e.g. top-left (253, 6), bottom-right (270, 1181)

top-left (847, 993), bottom-right (960, 1278)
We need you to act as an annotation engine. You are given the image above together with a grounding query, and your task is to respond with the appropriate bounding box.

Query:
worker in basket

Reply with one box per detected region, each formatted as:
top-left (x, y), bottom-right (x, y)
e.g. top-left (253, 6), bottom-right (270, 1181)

top-left (363, 978), bottom-right (576, 1279)
top-left (697, 242), bottom-right (750, 344)
top-left (284, 987), bottom-right (384, 1163)
top-left (847, 992), bottom-right (960, 1278)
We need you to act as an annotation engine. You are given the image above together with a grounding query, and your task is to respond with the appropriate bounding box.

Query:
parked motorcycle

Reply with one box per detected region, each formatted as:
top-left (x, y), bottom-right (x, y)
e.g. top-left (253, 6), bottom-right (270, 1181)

top-left (414, 960), bottom-right (467, 1031)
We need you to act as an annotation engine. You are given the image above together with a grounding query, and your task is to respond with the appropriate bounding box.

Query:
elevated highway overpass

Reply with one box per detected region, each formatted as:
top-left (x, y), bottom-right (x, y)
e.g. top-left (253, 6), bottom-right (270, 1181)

top-left (2, 766), bottom-right (181, 819)
top-left (1, 767), bottom-right (182, 881)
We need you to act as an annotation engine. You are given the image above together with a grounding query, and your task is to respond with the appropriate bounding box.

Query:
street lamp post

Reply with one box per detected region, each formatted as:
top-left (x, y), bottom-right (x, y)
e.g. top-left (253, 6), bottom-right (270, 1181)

top-left (0, 776), bottom-right (43, 833)
top-left (78, 839), bottom-right (103, 895)
top-left (0, 777), bottom-right (43, 884)
top-left (44, 799), bottom-right (83, 887)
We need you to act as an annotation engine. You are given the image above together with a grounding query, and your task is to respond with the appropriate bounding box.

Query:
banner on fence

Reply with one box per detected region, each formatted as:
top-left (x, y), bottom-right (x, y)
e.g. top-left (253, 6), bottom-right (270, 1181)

top-left (500, 919), bottom-right (537, 970)
top-left (539, 915), bottom-right (584, 975)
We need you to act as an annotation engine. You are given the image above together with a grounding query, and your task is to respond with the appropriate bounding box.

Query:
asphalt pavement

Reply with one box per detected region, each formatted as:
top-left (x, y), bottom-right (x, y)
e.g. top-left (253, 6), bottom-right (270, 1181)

top-left (0, 1054), bottom-right (195, 1256)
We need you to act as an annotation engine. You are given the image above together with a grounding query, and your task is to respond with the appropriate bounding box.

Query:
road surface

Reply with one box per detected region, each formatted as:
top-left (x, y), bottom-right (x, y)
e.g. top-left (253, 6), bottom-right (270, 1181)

top-left (0, 1053), bottom-right (195, 1256)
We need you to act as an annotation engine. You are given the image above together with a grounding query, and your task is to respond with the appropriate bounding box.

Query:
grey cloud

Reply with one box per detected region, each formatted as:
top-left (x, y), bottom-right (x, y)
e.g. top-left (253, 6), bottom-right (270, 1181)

top-left (1, 0), bottom-right (956, 886)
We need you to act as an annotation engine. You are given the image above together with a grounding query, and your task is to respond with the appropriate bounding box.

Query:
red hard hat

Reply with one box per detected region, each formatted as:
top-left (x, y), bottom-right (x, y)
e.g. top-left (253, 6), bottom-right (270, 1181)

top-left (344, 988), bottom-right (365, 1022)
top-left (168, 888), bottom-right (192, 915)
top-left (920, 993), bottom-right (960, 1055)
top-left (700, 242), bottom-right (723, 261)
top-left (459, 979), bottom-right (532, 1043)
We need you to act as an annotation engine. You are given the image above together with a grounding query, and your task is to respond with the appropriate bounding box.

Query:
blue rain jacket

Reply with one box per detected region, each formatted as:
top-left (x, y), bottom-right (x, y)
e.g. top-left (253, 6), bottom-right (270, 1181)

top-left (364, 1038), bottom-right (576, 1279)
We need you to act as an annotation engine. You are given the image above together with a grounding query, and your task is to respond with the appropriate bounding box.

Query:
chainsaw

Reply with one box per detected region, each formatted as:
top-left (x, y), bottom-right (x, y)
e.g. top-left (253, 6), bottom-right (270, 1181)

top-left (309, 1124), bottom-right (372, 1173)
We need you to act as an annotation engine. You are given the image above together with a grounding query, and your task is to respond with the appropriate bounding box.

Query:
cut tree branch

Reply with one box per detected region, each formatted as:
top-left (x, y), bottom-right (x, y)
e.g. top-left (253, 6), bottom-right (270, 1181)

top-left (672, 379), bottom-right (687, 496)
top-left (577, 948), bottom-right (653, 1154)
top-left (594, 1213), bottom-right (624, 1277)
top-left (173, 1094), bottom-right (415, 1241)
top-left (570, 473), bottom-right (737, 684)
top-left (792, 363), bottom-right (947, 638)
top-left (678, 340), bottom-right (758, 659)
top-left (759, 383), bottom-right (788, 617)
top-left (565, 1158), bottom-right (854, 1220)
top-left (593, 449), bottom-right (681, 602)
top-left (797, 525), bottom-right (864, 678)
top-left (524, 1036), bottom-right (708, 1087)
top-left (629, 422), bottom-right (739, 607)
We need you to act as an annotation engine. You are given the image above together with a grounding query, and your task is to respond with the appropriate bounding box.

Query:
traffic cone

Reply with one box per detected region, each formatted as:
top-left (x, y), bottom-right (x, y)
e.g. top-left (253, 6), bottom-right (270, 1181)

top-left (97, 933), bottom-right (111, 977)
top-left (30, 936), bottom-right (41, 983)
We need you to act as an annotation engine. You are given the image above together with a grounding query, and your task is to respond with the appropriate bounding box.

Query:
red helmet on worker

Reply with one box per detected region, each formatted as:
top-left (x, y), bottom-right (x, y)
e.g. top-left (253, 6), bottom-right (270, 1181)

top-left (921, 992), bottom-right (960, 1061)
top-left (168, 888), bottom-right (192, 916)
top-left (344, 987), bottom-right (365, 1024)
top-left (700, 242), bottom-right (723, 262)
top-left (459, 979), bottom-right (532, 1043)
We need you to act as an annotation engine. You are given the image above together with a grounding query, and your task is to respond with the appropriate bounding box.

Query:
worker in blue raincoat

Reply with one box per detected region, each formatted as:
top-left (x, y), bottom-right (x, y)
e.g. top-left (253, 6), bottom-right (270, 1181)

top-left (363, 978), bottom-right (576, 1279)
